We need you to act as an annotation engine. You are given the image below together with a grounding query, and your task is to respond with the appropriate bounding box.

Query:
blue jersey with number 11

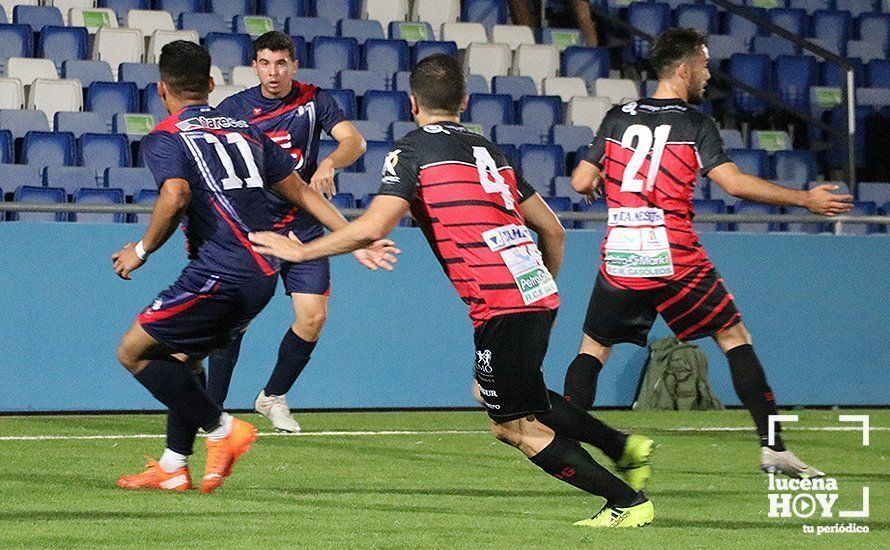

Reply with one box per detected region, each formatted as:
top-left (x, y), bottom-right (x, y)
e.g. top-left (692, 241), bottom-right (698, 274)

top-left (140, 105), bottom-right (297, 282)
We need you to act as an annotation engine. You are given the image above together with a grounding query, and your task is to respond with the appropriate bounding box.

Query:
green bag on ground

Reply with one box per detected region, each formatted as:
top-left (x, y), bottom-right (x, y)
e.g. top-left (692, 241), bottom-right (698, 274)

top-left (633, 337), bottom-right (724, 411)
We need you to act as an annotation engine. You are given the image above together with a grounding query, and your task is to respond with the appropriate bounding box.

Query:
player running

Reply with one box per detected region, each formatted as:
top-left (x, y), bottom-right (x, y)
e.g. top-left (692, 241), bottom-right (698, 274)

top-left (564, 28), bottom-right (853, 478)
top-left (250, 54), bottom-right (656, 528)
top-left (111, 41), bottom-right (393, 493)
top-left (210, 31), bottom-right (367, 432)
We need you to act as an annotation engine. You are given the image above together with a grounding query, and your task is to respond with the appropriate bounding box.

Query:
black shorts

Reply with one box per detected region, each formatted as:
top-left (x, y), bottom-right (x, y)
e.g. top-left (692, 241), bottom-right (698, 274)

top-left (583, 267), bottom-right (742, 347)
top-left (473, 310), bottom-right (557, 422)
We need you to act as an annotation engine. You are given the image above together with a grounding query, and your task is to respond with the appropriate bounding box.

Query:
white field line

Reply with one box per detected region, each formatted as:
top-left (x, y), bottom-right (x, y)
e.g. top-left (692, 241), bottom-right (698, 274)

top-left (0, 426), bottom-right (884, 442)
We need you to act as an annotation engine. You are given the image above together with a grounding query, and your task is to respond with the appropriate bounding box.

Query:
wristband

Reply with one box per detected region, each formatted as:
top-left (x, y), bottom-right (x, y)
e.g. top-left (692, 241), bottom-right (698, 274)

top-left (135, 240), bottom-right (149, 261)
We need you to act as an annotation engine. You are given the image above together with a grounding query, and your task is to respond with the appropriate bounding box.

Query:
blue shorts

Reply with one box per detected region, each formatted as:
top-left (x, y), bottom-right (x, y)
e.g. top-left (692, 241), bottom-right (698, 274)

top-left (280, 258), bottom-right (331, 296)
top-left (138, 265), bottom-right (277, 356)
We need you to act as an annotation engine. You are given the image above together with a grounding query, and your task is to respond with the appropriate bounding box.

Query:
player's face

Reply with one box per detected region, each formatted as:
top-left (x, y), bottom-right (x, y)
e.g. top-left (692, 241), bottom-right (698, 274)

top-left (685, 47), bottom-right (711, 104)
top-left (253, 49), bottom-right (297, 98)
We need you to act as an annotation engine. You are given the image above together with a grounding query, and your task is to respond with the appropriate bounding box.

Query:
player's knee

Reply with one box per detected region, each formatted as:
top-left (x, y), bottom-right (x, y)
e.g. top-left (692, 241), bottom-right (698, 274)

top-left (116, 340), bottom-right (139, 373)
top-left (472, 382), bottom-right (485, 405)
top-left (715, 322), bottom-right (752, 352)
top-left (294, 308), bottom-right (327, 339)
top-left (490, 420), bottom-right (523, 448)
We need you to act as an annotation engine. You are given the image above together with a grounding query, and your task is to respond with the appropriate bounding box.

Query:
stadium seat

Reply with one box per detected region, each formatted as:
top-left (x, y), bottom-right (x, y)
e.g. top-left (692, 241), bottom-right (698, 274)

top-left (126, 9), bottom-right (174, 37)
top-left (774, 55), bottom-right (817, 112)
top-left (365, 0), bottom-right (409, 29)
top-left (594, 78), bottom-right (638, 105)
top-left (258, 0), bottom-right (306, 28)
top-left (752, 35), bottom-right (797, 59)
top-left (513, 44), bottom-right (559, 91)
top-left (338, 19), bottom-right (384, 44)
top-left (847, 40), bottom-right (885, 63)
top-left (751, 130), bottom-right (791, 151)
top-left (517, 95), bottom-right (561, 136)
top-left (147, 30), bottom-right (199, 63)
top-left (324, 89), bottom-right (357, 119)
top-left (769, 8), bottom-right (807, 36)
top-left (347, 119), bottom-right (385, 142)
top-left (390, 120), bottom-right (416, 140)
top-left (205, 32), bottom-right (252, 72)
top-left (560, 46), bottom-right (609, 92)
top-left (21, 131), bottom-right (75, 167)
top-left (234, 15), bottom-right (274, 37)
top-left (112, 113), bottom-right (155, 138)
top-left (492, 124), bottom-right (539, 148)
top-left (413, 0), bottom-right (458, 39)
top-left (858, 13), bottom-right (889, 52)
top-left (392, 70), bottom-right (410, 92)
top-left (0, 128), bottom-right (11, 162)
top-left (310, 36), bottom-right (358, 74)
top-left (772, 150), bottom-right (817, 185)
top-left (388, 20), bottom-right (433, 42)
top-left (723, 7), bottom-right (766, 44)
top-left (38, 26), bottom-right (89, 68)
top-left (440, 22), bottom-right (487, 49)
top-left (132, 187), bottom-right (157, 223)
top-left (691, 199), bottom-right (726, 232)
top-left (857, 182), bottom-right (890, 203)
top-left (627, 2), bottom-right (670, 59)
top-left (0, 108), bottom-right (50, 138)
top-left (28, 79), bottom-right (83, 124)
top-left (8, 57), bottom-right (57, 86)
top-left (209, 0), bottom-right (254, 25)
top-left (50, 0), bottom-right (95, 25)
top-left (178, 12), bottom-right (229, 40)
top-left (72, 186), bottom-right (125, 223)
top-left (98, 0), bottom-right (148, 22)
top-left (867, 59), bottom-right (890, 88)
top-left (0, 164), bottom-right (40, 192)
top-left (360, 91), bottom-right (409, 127)
top-left (490, 24), bottom-right (535, 50)
top-left (315, 0), bottom-right (360, 21)
top-left (811, 9), bottom-right (851, 55)
top-left (566, 96), bottom-right (611, 129)
top-left (856, 87), bottom-right (890, 108)
top-left (728, 53), bottom-right (770, 114)
top-left (551, 125), bottom-right (593, 155)
top-left (706, 34), bottom-right (747, 62)
top-left (358, 140), bottom-right (391, 174)
top-left (12, 185), bottom-right (66, 222)
top-left (574, 198), bottom-right (605, 229)
top-left (733, 201), bottom-right (779, 233)
top-left (835, 0), bottom-right (878, 17)
top-left (55, 111), bottom-right (107, 138)
top-left (285, 16), bottom-right (335, 40)
top-left (228, 66), bottom-right (257, 87)
top-left (719, 128), bottom-right (745, 149)
top-left (363, 39), bottom-right (408, 74)
top-left (78, 132), bottom-right (130, 169)
top-left (540, 28), bottom-right (581, 51)
top-left (330, 192), bottom-right (356, 209)
top-left (463, 74), bottom-right (487, 96)
top-left (543, 196), bottom-right (572, 227)
top-left (68, 8), bottom-right (118, 33)
top-left (12, 5), bottom-right (63, 30)
top-left (492, 76), bottom-right (536, 102)
top-left (783, 205), bottom-right (830, 233)
top-left (157, 0), bottom-right (203, 20)
top-left (86, 82), bottom-right (139, 122)
top-left (294, 68), bottom-right (334, 88)
top-left (62, 60), bottom-right (114, 87)
top-left (209, 85), bottom-right (245, 107)
top-left (674, 3), bottom-right (717, 34)
top-left (119, 63), bottom-right (160, 90)
top-left (551, 175), bottom-right (573, 198)
top-left (519, 144), bottom-right (564, 187)
top-left (338, 70), bottom-right (387, 96)
top-left (104, 166), bottom-right (155, 197)
top-left (0, 24), bottom-right (32, 70)
top-left (464, 93), bottom-right (512, 132)
top-left (93, 27), bottom-right (143, 69)
top-left (821, 56), bottom-right (864, 87)
top-left (543, 77), bottom-right (588, 102)
top-left (464, 42), bottom-right (511, 82)
top-left (0, 77), bottom-right (23, 109)
top-left (727, 148), bottom-right (769, 178)
top-left (43, 165), bottom-right (97, 193)
top-left (413, 40), bottom-right (457, 65)
top-left (461, 0), bottom-right (508, 30)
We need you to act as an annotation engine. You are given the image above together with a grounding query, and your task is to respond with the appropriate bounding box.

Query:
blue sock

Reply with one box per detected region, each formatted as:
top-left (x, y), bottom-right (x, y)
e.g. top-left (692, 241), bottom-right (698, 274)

top-left (207, 332), bottom-right (245, 406)
top-left (134, 358), bottom-right (221, 432)
top-left (165, 367), bottom-right (207, 456)
top-left (264, 329), bottom-right (316, 397)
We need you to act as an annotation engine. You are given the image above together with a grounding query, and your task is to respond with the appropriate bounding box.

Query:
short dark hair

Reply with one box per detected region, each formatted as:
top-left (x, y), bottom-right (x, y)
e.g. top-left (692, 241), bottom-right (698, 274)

top-left (649, 28), bottom-right (707, 80)
top-left (159, 40), bottom-right (211, 99)
top-left (254, 30), bottom-right (296, 60)
top-left (409, 54), bottom-right (466, 115)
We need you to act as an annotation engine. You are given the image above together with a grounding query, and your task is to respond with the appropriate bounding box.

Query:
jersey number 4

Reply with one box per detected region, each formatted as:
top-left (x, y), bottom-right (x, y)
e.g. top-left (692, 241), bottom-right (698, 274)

top-left (199, 133), bottom-right (263, 191)
top-left (473, 146), bottom-right (515, 210)
top-left (620, 124), bottom-right (671, 193)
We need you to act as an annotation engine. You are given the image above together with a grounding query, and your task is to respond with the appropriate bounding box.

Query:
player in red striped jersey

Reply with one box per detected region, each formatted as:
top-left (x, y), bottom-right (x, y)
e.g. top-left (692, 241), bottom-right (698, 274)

top-left (250, 54), bottom-right (656, 528)
top-left (566, 28), bottom-right (852, 479)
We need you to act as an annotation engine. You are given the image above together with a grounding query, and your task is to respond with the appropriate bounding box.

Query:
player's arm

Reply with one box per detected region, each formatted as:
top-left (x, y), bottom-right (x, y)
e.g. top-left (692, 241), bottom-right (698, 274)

top-left (520, 191), bottom-right (565, 278)
top-left (111, 179), bottom-right (190, 280)
top-left (571, 160), bottom-right (603, 203)
top-left (272, 172), bottom-right (351, 231)
top-left (311, 121), bottom-right (367, 197)
top-left (708, 162), bottom-right (853, 216)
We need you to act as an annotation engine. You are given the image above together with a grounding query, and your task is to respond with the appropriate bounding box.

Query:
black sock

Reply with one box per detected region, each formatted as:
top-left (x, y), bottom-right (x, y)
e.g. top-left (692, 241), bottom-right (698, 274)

top-left (726, 344), bottom-right (785, 451)
top-left (166, 367), bottom-right (207, 456)
top-left (134, 358), bottom-right (222, 432)
top-left (206, 332), bottom-right (245, 406)
top-left (264, 329), bottom-right (317, 397)
top-left (563, 353), bottom-right (603, 409)
top-left (538, 390), bottom-right (627, 462)
top-left (529, 435), bottom-right (638, 507)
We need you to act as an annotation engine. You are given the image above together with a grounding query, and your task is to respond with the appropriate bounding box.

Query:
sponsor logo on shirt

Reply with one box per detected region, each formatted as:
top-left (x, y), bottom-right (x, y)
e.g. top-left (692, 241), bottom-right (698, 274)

top-left (607, 207), bottom-right (666, 227)
top-left (176, 116), bottom-right (249, 131)
top-left (482, 224), bottom-right (534, 252)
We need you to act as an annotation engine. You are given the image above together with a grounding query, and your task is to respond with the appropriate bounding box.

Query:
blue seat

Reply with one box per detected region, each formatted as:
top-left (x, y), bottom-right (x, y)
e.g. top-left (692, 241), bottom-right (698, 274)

top-left (12, 5), bottom-right (63, 31)
top-left (821, 56), bottom-right (864, 86)
top-left (311, 36), bottom-right (358, 74)
top-left (72, 187), bottom-right (126, 223)
top-left (360, 91), bottom-right (409, 126)
top-left (392, 70), bottom-right (410, 92)
top-left (359, 193), bottom-right (375, 209)
top-left (575, 198), bottom-right (606, 229)
top-left (718, 129), bottom-right (744, 149)
top-left (461, 0), bottom-right (508, 30)
top-left (784, 205), bottom-right (830, 233)
top-left (768, 8), bottom-right (808, 36)
top-left (349, 120), bottom-right (386, 142)
top-left (519, 144), bottom-right (565, 188)
top-left (338, 70), bottom-right (388, 96)
top-left (517, 95), bottom-right (562, 135)
top-left (259, 0), bottom-right (307, 28)
top-left (491, 76), bottom-right (535, 102)
top-left (141, 85), bottom-right (167, 120)
top-left (858, 13), bottom-right (889, 52)
top-left (775, 55), bottom-right (817, 111)
top-left (834, 0), bottom-right (876, 18)
top-left (412, 40), bottom-right (457, 66)
top-left (544, 196), bottom-right (573, 227)
top-left (132, 188), bottom-right (158, 223)
top-left (158, 0), bottom-right (204, 20)
top-left (43, 166), bottom-right (97, 193)
top-left (54, 112), bottom-right (107, 137)
top-left (178, 12), bottom-right (230, 40)
top-left (330, 192), bottom-right (356, 209)
top-left (0, 165), bottom-right (40, 192)
top-left (0, 109), bottom-right (50, 139)
top-left (724, 7), bottom-right (766, 44)
top-left (363, 39), bottom-right (408, 73)
top-left (691, 199), bottom-right (726, 232)
top-left (21, 131), bottom-right (75, 167)
top-left (627, 2), bottom-right (670, 59)
top-left (674, 4), bottom-right (717, 34)
top-left (325, 89), bottom-right (357, 119)
top-left (867, 59), bottom-right (890, 87)
top-left (551, 125), bottom-right (593, 155)
top-left (105, 166), bottom-right (155, 197)
top-left (772, 150), bottom-right (817, 185)
top-left (285, 16), bottom-right (336, 40)
top-left (464, 93), bottom-right (513, 132)
top-left (12, 185), bottom-right (67, 222)
top-left (0, 24), bottom-right (33, 66)
top-left (315, 0), bottom-right (360, 20)
top-left (119, 63), bottom-right (160, 89)
top-left (0, 129), bottom-right (11, 163)
top-left (733, 201), bottom-right (780, 233)
top-left (552, 175), bottom-right (573, 198)
top-left (294, 67), bottom-right (334, 88)
top-left (847, 39), bottom-right (885, 63)
top-left (811, 9), bottom-right (851, 56)
top-left (493, 125), bottom-right (539, 148)
top-left (465, 74), bottom-right (488, 95)
top-left (98, 0), bottom-right (149, 22)
top-left (560, 46), bottom-right (609, 91)
top-left (360, 141), bottom-right (391, 174)
top-left (795, 0), bottom-right (832, 14)
top-left (336, 172), bottom-right (378, 196)
top-left (728, 53), bottom-right (770, 114)
top-left (288, 35), bottom-right (307, 66)
top-left (727, 148), bottom-right (769, 178)
top-left (62, 60), bottom-right (115, 87)
top-left (79, 133), bottom-right (131, 169)
top-left (338, 19), bottom-right (383, 44)
top-left (209, 0), bottom-right (256, 24)
top-left (706, 34), bottom-right (748, 62)
top-left (498, 143), bottom-right (519, 169)
top-left (87, 82), bottom-right (139, 122)
top-left (856, 182), bottom-right (890, 203)
top-left (752, 35), bottom-right (797, 59)
top-left (38, 26), bottom-right (88, 67)
top-left (205, 33), bottom-right (253, 70)
top-left (390, 121), bottom-right (416, 140)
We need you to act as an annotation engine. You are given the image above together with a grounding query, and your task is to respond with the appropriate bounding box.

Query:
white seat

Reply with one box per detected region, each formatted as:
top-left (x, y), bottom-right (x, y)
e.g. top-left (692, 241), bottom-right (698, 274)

top-left (543, 77), bottom-right (588, 103)
top-left (0, 78), bottom-right (24, 109)
top-left (231, 66), bottom-right (259, 87)
top-left (68, 7), bottom-right (118, 33)
top-left (441, 22), bottom-right (488, 49)
top-left (126, 9), bottom-right (175, 36)
top-left (209, 85), bottom-right (245, 107)
top-left (491, 24), bottom-right (535, 51)
top-left (513, 44), bottom-right (559, 92)
top-left (147, 30), bottom-right (199, 63)
top-left (7, 58), bottom-right (58, 86)
top-left (210, 65), bottom-right (226, 86)
top-left (49, 0), bottom-right (96, 25)
top-left (364, 0), bottom-right (409, 28)
top-left (28, 78), bottom-right (83, 124)
top-left (412, 0), bottom-right (458, 40)
top-left (93, 27), bottom-right (143, 70)
top-left (567, 96), bottom-right (612, 129)
top-left (1, 0), bottom-right (37, 21)
top-left (464, 43), bottom-right (511, 82)
top-left (594, 78), bottom-right (639, 105)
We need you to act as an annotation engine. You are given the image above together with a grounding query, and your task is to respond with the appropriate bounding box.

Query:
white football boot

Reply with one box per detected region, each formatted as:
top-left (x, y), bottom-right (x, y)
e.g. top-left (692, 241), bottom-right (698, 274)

top-left (760, 447), bottom-right (825, 479)
top-left (255, 391), bottom-right (301, 433)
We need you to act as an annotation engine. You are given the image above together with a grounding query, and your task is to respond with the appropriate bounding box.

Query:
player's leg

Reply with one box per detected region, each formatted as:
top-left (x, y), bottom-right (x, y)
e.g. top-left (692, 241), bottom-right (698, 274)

top-left (564, 335), bottom-right (611, 409)
top-left (162, 357), bottom-right (207, 475)
top-left (206, 332), bottom-right (245, 406)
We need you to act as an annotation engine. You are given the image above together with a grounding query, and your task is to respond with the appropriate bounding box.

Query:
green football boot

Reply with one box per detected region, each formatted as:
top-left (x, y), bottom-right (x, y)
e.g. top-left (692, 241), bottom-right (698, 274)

top-left (574, 498), bottom-right (654, 528)
top-left (615, 434), bottom-right (654, 491)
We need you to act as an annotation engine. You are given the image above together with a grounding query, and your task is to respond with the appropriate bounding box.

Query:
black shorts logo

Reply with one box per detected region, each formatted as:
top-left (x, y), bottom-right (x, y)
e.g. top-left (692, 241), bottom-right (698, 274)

top-left (475, 349), bottom-right (493, 374)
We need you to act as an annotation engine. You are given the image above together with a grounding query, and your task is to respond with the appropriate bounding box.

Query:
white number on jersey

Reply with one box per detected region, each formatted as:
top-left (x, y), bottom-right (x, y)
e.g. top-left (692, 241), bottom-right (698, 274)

top-left (472, 146), bottom-right (515, 210)
top-left (200, 133), bottom-right (264, 191)
top-left (619, 124), bottom-right (671, 193)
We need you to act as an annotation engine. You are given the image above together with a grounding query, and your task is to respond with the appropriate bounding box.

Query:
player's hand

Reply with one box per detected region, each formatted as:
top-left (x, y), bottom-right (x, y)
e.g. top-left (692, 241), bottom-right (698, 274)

top-left (310, 158), bottom-right (336, 199)
top-left (111, 243), bottom-right (145, 280)
top-left (352, 239), bottom-right (401, 272)
top-left (249, 231), bottom-right (306, 262)
top-left (804, 184), bottom-right (854, 217)
top-left (580, 175), bottom-right (603, 205)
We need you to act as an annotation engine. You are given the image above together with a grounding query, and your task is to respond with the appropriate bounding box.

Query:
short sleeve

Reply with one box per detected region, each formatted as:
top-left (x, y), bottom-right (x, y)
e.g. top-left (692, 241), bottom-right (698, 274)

top-left (141, 132), bottom-right (193, 188)
top-left (257, 130), bottom-right (298, 185)
top-left (581, 112), bottom-right (614, 169)
top-left (314, 89), bottom-right (348, 134)
top-left (376, 140), bottom-right (419, 201)
top-left (517, 175), bottom-right (538, 203)
top-left (696, 116), bottom-right (731, 176)
top-left (214, 95), bottom-right (239, 118)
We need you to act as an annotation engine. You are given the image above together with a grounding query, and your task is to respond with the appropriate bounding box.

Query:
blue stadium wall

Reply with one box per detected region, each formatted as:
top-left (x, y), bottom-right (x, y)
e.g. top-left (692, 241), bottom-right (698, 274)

top-left (0, 224), bottom-right (887, 412)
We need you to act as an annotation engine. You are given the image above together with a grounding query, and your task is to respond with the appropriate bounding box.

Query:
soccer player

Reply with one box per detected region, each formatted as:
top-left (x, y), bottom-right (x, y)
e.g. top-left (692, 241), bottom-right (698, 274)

top-left (111, 41), bottom-right (393, 493)
top-left (249, 54), bottom-right (656, 528)
top-left (563, 28), bottom-right (853, 478)
top-left (209, 31), bottom-right (367, 432)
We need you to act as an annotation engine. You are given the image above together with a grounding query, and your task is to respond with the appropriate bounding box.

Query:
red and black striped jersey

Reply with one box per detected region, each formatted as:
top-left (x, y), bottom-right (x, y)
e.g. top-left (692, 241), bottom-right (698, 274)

top-left (376, 122), bottom-right (560, 326)
top-left (583, 98), bottom-right (731, 290)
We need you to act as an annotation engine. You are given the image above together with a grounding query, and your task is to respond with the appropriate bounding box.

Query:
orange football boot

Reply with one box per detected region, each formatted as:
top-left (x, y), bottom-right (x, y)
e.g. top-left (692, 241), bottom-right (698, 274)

top-left (199, 417), bottom-right (258, 494)
top-left (117, 458), bottom-right (192, 491)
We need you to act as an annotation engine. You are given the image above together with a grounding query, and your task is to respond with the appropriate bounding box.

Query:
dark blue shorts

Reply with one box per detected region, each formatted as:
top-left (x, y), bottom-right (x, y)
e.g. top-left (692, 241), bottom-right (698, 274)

top-left (280, 258), bottom-right (331, 296)
top-left (138, 265), bottom-right (277, 356)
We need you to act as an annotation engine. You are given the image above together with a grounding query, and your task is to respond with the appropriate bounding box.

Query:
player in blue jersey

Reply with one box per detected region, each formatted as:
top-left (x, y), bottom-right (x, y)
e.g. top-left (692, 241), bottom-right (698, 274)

top-left (111, 41), bottom-right (396, 493)
top-left (210, 31), bottom-right (367, 432)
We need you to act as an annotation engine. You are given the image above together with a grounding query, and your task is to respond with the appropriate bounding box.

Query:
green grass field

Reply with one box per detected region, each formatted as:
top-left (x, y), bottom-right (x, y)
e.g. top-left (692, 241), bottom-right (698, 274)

top-left (0, 410), bottom-right (885, 549)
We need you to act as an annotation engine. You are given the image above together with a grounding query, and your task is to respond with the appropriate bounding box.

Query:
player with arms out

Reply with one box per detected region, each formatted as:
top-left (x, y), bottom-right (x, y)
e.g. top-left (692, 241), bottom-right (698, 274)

top-left (111, 41), bottom-right (393, 493)
top-left (250, 54), bottom-right (656, 528)
top-left (565, 28), bottom-right (853, 478)
top-left (210, 31), bottom-right (367, 432)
